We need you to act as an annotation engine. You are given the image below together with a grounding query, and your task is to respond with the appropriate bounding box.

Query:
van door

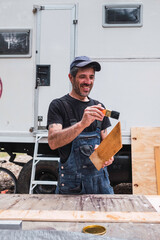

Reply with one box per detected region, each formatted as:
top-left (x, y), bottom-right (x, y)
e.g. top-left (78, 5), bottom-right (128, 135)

top-left (34, 5), bottom-right (77, 131)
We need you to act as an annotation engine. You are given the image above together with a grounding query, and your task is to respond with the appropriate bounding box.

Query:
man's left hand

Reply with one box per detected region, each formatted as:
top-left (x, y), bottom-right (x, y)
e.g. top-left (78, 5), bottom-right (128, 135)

top-left (102, 156), bottom-right (114, 168)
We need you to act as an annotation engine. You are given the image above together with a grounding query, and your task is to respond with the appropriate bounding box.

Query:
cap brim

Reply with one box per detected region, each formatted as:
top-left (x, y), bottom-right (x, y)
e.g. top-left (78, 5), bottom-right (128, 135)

top-left (76, 61), bottom-right (101, 71)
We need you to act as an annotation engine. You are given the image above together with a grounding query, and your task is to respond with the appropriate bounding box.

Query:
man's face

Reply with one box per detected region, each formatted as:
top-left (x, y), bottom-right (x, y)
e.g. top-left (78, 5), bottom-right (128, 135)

top-left (70, 68), bottom-right (95, 99)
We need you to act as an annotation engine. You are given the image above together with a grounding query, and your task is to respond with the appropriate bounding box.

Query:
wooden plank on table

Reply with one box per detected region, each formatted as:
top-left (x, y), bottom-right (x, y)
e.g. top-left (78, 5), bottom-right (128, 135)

top-left (131, 127), bottom-right (160, 195)
top-left (155, 146), bottom-right (160, 195)
top-left (90, 122), bottom-right (122, 170)
top-left (0, 194), bottom-right (156, 212)
top-left (0, 209), bottom-right (160, 223)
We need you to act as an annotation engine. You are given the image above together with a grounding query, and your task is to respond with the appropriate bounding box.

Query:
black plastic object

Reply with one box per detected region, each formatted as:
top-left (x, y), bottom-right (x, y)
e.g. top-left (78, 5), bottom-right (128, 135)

top-left (36, 65), bottom-right (50, 87)
top-left (111, 110), bottom-right (120, 120)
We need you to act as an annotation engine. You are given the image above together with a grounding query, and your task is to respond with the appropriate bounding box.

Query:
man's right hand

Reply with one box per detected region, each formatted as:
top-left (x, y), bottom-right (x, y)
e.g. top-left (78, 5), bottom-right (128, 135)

top-left (81, 104), bottom-right (105, 128)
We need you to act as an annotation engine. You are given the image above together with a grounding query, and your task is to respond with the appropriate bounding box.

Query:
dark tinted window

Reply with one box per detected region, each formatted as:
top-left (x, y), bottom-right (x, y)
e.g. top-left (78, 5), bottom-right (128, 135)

top-left (103, 5), bottom-right (142, 27)
top-left (0, 30), bottom-right (30, 55)
top-left (105, 7), bottom-right (140, 24)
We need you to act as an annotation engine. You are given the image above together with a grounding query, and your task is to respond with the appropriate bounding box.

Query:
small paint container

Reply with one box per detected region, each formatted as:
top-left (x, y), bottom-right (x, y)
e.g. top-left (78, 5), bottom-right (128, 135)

top-left (82, 225), bottom-right (106, 235)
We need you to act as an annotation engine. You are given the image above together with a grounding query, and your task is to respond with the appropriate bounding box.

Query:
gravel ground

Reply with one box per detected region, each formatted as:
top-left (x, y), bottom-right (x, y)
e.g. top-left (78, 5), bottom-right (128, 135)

top-left (0, 154), bottom-right (32, 193)
top-left (0, 154), bottom-right (32, 178)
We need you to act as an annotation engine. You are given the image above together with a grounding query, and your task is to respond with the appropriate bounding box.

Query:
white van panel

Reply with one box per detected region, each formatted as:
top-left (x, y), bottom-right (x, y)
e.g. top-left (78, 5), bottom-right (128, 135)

top-left (0, 0), bottom-right (159, 144)
top-left (90, 61), bottom-right (160, 135)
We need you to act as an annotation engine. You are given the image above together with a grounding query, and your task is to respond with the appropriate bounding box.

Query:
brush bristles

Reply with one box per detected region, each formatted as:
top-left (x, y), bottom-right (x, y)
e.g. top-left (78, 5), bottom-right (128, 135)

top-left (110, 111), bottom-right (120, 120)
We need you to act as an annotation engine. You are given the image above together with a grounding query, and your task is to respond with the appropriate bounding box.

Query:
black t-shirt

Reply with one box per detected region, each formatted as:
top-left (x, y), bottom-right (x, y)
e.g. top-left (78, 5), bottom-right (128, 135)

top-left (47, 94), bottom-right (111, 162)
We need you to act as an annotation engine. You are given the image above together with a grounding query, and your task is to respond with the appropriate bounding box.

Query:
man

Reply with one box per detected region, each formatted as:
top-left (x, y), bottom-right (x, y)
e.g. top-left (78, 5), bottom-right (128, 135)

top-left (47, 56), bottom-right (114, 194)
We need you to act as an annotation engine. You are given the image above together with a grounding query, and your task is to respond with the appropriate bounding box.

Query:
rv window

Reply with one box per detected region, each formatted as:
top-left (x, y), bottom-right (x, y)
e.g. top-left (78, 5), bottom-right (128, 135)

top-left (0, 29), bottom-right (31, 57)
top-left (102, 5), bottom-right (142, 27)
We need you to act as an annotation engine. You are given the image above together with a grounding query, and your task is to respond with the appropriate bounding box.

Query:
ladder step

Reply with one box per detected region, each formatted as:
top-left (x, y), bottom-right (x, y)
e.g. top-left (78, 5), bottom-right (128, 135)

top-left (31, 181), bottom-right (58, 185)
top-left (34, 157), bottom-right (60, 161)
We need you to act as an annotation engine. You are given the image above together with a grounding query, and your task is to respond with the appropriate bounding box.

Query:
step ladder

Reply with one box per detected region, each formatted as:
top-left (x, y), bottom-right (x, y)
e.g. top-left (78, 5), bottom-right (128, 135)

top-left (29, 133), bottom-right (60, 194)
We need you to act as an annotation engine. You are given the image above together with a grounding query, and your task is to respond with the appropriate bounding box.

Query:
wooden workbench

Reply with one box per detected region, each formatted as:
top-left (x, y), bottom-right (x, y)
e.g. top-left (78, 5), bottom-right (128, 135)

top-left (0, 194), bottom-right (160, 240)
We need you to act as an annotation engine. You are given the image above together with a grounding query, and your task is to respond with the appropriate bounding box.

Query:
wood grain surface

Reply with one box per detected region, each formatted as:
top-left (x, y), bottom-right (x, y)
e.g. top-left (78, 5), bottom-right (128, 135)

top-left (131, 127), bottom-right (160, 195)
top-left (90, 122), bottom-right (122, 170)
top-left (0, 209), bottom-right (160, 223)
top-left (0, 194), bottom-right (155, 212)
top-left (0, 195), bottom-right (159, 239)
top-left (0, 195), bottom-right (159, 227)
top-left (155, 146), bottom-right (160, 195)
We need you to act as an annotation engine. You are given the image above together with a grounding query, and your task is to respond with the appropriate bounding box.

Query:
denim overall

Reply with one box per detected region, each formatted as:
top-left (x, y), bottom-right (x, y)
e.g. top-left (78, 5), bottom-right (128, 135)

top-left (55, 127), bottom-right (114, 194)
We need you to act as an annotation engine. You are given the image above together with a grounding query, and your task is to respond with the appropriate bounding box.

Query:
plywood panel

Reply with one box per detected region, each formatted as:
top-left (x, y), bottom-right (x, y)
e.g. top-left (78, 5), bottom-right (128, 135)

top-left (90, 122), bottom-right (122, 170)
top-left (155, 146), bottom-right (160, 195)
top-left (131, 127), bottom-right (160, 195)
top-left (0, 209), bottom-right (160, 223)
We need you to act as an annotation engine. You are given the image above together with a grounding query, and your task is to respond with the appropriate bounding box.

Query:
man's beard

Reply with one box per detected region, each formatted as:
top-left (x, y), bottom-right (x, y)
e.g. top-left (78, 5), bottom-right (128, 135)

top-left (72, 80), bottom-right (93, 97)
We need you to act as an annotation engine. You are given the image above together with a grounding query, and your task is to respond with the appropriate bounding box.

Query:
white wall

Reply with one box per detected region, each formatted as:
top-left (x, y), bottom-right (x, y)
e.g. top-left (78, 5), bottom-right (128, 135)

top-left (0, 0), bottom-right (159, 144)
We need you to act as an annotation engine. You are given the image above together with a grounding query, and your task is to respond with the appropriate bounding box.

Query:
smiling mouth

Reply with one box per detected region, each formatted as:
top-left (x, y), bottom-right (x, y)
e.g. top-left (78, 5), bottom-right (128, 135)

top-left (83, 86), bottom-right (90, 89)
top-left (81, 84), bottom-right (91, 89)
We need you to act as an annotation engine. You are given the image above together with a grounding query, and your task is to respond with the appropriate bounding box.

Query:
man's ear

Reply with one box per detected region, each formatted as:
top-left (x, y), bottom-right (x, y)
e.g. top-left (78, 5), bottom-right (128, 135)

top-left (68, 73), bottom-right (73, 83)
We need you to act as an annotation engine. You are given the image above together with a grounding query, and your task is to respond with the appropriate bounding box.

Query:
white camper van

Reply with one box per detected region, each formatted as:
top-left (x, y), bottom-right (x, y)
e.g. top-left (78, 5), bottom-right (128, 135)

top-left (0, 0), bottom-right (160, 193)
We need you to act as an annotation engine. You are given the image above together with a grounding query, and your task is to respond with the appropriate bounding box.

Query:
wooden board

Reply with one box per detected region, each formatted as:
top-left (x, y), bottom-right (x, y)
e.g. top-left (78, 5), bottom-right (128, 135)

top-left (0, 195), bottom-right (158, 240)
top-left (155, 146), bottom-right (160, 195)
top-left (90, 122), bottom-right (122, 170)
top-left (0, 209), bottom-right (160, 223)
top-left (0, 194), bottom-right (155, 212)
top-left (0, 194), bottom-right (160, 239)
top-left (131, 127), bottom-right (160, 195)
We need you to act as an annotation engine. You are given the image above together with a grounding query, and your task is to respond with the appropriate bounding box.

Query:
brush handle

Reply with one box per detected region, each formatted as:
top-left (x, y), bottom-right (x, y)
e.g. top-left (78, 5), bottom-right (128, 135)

top-left (101, 109), bottom-right (120, 120)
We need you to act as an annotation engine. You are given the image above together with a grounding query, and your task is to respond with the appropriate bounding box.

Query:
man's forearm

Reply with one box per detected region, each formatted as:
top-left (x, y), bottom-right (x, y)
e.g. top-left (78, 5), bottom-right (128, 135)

top-left (48, 104), bottom-right (105, 150)
top-left (48, 121), bottom-right (85, 150)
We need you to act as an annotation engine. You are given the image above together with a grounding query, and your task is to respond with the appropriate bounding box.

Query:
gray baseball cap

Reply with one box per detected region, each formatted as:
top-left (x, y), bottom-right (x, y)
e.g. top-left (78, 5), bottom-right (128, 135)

top-left (70, 56), bottom-right (101, 71)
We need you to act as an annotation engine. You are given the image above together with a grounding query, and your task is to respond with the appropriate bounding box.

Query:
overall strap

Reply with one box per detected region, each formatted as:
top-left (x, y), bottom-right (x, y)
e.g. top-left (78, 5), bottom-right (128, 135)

top-left (90, 99), bottom-right (102, 130)
top-left (60, 100), bottom-right (77, 126)
top-left (60, 98), bottom-right (102, 129)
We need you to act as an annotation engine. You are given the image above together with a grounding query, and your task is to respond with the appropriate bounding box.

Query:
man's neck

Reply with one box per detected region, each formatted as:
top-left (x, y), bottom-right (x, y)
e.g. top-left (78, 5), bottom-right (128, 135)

top-left (69, 92), bottom-right (89, 102)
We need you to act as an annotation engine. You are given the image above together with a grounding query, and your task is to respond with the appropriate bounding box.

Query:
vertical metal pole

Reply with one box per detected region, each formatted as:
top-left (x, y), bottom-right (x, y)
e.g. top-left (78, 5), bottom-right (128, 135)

top-left (70, 4), bottom-right (78, 92)
top-left (34, 7), bottom-right (41, 133)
